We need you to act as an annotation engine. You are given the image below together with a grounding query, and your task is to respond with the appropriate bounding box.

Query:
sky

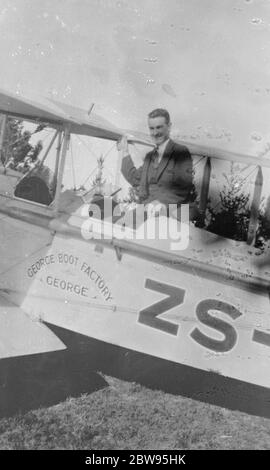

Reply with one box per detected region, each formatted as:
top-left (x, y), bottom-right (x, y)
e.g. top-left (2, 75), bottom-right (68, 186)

top-left (0, 0), bottom-right (270, 191)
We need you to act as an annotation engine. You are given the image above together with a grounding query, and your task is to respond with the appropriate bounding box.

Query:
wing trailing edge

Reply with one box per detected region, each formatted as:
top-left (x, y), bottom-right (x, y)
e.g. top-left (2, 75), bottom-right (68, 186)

top-left (0, 294), bottom-right (66, 359)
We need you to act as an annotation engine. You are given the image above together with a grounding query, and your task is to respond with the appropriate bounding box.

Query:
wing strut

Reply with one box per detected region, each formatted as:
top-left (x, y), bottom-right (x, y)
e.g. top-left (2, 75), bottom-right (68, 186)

top-left (53, 126), bottom-right (70, 215)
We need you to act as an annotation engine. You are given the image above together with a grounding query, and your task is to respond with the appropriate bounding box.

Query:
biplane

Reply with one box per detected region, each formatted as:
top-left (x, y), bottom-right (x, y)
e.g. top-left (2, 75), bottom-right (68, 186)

top-left (0, 88), bottom-right (270, 407)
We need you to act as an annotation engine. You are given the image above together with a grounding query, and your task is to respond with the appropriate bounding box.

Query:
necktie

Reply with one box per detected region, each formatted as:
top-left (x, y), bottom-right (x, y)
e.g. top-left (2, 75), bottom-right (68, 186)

top-left (152, 146), bottom-right (160, 169)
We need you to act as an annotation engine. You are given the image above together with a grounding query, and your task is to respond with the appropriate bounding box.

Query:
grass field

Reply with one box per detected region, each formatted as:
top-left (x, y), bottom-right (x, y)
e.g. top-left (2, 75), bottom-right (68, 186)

top-left (0, 373), bottom-right (270, 450)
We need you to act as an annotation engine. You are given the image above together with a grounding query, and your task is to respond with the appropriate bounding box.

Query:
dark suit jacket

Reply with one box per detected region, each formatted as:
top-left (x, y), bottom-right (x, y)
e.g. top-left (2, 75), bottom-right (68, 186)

top-left (121, 139), bottom-right (193, 206)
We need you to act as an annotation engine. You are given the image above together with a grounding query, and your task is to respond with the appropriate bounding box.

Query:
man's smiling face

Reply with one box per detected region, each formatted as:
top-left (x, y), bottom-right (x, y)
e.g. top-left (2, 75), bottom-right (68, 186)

top-left (148, 116), bottom-right (171, 146)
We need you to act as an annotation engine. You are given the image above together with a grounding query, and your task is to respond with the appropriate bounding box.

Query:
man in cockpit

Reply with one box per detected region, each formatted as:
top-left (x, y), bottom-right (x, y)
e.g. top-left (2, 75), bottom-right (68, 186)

top-left (118, 108), bottom-right (198, 221)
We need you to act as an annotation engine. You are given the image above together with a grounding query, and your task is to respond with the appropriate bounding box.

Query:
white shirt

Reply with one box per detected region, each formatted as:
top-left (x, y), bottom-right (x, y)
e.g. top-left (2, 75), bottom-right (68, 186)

top-left (156, 138), bottom-right (170, 164)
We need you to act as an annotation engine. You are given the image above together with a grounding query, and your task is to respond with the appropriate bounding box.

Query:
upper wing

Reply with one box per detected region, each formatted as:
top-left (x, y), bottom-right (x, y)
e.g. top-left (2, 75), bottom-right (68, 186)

top-left (0, 88), bottom-right (152, 145)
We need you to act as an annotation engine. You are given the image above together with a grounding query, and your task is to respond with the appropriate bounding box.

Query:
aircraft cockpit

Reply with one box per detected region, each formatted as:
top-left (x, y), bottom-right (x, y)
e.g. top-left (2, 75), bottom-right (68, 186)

top-left (0, 118), bottom-right (59, 208)
top-left (14, 162), bottom-right (56, 206)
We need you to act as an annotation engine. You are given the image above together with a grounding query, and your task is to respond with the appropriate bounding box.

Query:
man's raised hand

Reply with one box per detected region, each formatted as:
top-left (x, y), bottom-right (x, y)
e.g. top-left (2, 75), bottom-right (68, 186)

top-left (117, 136), bottom-right (129, 157)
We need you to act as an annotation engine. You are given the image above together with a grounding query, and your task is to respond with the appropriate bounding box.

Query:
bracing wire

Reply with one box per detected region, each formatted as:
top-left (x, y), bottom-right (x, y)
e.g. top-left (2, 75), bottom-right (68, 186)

top-left (103, 141), bottom-right (117, 160)
top-left (78, 138), bottom-right (117, 188)
top-left (4, 124), bottom-right (49, 151)
top-left (75, 134), bottom-right (98, 160)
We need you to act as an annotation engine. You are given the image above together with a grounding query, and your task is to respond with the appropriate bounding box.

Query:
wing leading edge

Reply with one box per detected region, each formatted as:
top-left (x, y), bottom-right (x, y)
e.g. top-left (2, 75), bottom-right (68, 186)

top-left (0, 88), bottom-right (153, 144)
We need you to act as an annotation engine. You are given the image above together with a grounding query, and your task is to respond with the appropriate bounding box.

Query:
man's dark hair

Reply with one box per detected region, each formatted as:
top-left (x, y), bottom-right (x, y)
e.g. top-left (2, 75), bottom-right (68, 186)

top-left (148, 108), bottom-right (171, 125)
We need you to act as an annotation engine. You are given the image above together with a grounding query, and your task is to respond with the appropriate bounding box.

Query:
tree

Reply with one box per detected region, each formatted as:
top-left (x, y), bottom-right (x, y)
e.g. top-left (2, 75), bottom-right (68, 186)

top-left (90, 155), bottom-right (106, 194)
top-left (206, 166), bottom-right (250, 241)
top-left (13, 130), bottom-right (32, 164)
top-left (1, 117), bottom-right (23, 165)
top-left (206, 165), bottom-right (270, 247)
top-left (28, 140), bottom-right (43, 162)
top-left (256, 196), bottom-right (270, 249)
top-left (1, 117), bottom-right (43, 169)
top-left (122, 186), bottom-right (140, 203)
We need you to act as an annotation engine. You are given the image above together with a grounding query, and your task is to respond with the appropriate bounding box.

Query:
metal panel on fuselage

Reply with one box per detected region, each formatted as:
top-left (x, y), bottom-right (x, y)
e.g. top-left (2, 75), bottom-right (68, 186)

top-left (2, 227), bottom-right (268, 390)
